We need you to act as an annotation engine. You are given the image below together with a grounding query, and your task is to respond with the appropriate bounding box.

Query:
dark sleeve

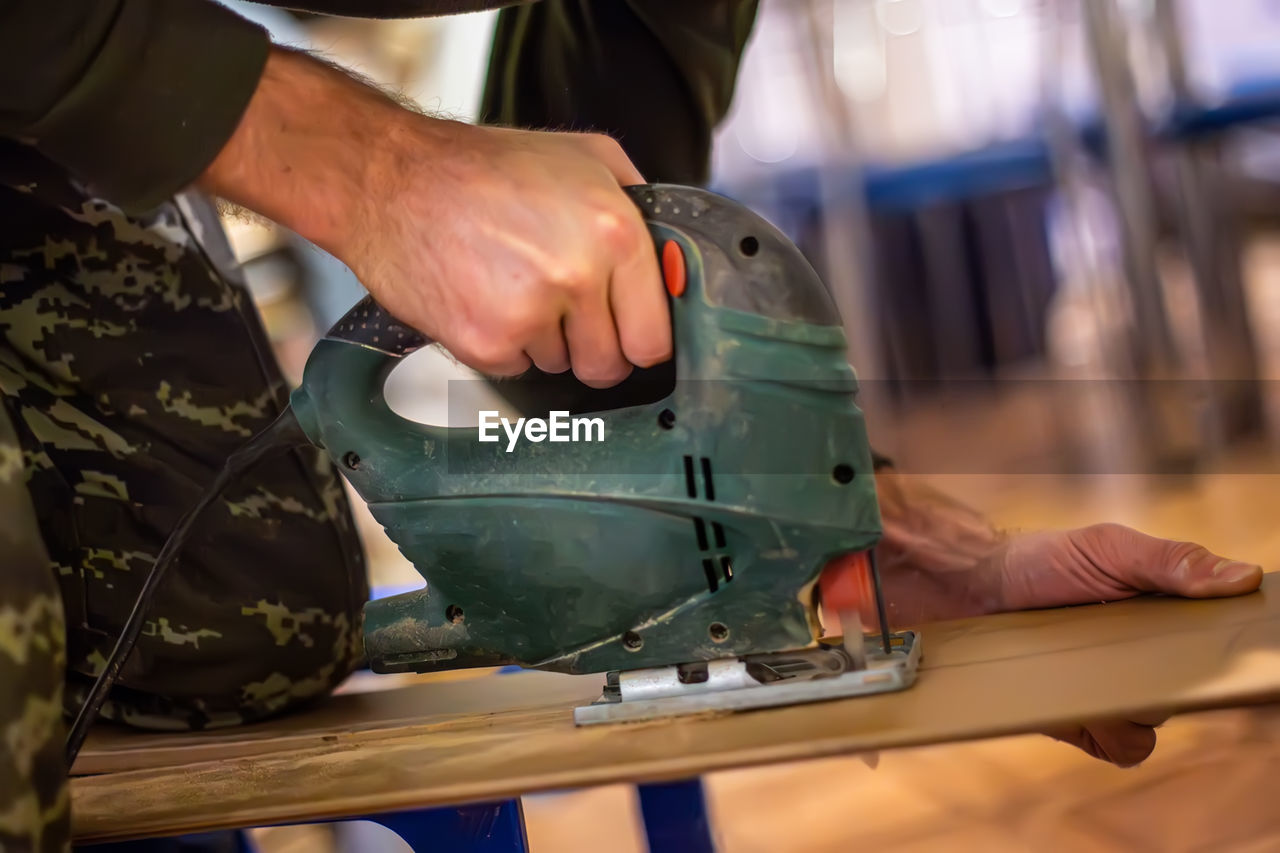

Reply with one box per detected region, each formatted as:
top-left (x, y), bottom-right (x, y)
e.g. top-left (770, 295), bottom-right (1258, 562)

top-left (285, 0), bottom-right (531, 15)
top-left (479, 0), bottom-right (759, 185)
top-left (0, 0), bottom-right (269, 212)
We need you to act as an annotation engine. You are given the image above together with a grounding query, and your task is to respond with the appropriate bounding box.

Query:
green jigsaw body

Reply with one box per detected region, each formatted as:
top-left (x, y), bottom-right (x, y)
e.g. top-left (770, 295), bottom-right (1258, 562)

top-left (290, 185), bottom-right (881, 676)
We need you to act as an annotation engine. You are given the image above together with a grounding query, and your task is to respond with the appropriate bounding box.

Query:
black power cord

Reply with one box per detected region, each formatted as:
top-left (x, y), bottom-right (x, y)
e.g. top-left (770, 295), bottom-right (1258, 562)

top-left (64, 407), bottom-right (308, 766)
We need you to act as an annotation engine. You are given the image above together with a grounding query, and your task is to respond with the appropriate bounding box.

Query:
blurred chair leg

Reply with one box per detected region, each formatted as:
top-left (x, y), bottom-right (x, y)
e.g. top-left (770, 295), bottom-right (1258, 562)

top-left (1155, 0), bottom-right (1266, 441)
top-left (637, 779), bottom-right (715, 853)
top-left (1083, 0), bottom-right (1203, 471)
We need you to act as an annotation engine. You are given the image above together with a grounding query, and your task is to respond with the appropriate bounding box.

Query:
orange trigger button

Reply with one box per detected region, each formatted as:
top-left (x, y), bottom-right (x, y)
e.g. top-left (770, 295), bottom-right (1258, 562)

top-left (662, 240), bottom-right (686, 298)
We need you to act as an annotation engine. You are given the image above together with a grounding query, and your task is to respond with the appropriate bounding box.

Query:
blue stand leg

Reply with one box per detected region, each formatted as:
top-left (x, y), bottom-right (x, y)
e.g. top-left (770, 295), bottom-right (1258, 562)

top-left (78, 801), bottom-right (527, 853)
top-left (637, 779), bottom-right (715, 853)
top-left (368, 799), bottom-right (529, 853)
top-left (76, 831), bottom-right (251, 851)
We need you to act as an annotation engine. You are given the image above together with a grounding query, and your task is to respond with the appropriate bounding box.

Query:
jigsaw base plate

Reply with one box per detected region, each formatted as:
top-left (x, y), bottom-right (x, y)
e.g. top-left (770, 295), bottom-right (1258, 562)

top-left (574, 630), bottom-right (921, 726)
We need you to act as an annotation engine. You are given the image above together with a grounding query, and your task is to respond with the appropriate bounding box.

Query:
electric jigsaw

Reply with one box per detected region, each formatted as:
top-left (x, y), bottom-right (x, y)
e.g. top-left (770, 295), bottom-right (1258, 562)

top-left (290, 184), bottom-right (921, 723)
top-left (65, 185), bottom-right (921, 761)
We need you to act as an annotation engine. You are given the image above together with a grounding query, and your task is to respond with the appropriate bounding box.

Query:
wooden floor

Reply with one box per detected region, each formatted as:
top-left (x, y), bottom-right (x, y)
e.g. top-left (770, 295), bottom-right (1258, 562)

top-left (517, 707), bottom-right (1280, 853)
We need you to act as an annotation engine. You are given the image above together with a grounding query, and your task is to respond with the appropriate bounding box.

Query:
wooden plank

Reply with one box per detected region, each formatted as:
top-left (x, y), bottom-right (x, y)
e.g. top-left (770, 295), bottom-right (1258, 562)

top-left (71, 573), bottom-right (1280, 843)
top-left (71, 670), bottom-right (596, 776)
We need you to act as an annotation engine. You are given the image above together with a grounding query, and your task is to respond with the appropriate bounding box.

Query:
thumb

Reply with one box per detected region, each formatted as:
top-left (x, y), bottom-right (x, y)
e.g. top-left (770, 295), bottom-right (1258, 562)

top-left (1041, 718), bottom-right (1158, 767)
top-left (1070, 524), bottom-right (1264, 599)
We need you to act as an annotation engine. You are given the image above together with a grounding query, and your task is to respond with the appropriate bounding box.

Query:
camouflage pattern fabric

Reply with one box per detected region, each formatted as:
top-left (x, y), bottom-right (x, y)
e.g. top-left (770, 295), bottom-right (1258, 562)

top-left (0, 139), bottom-right (368, 849)
top-left (0, 9), bottom-right (756, 846)
top-left (0, 400), bottom-right (69, 852)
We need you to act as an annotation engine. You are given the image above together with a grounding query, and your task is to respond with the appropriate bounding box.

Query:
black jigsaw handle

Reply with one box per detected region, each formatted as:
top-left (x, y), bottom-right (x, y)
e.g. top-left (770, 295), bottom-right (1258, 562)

top-left (324, 295), bottom-right (431, 358)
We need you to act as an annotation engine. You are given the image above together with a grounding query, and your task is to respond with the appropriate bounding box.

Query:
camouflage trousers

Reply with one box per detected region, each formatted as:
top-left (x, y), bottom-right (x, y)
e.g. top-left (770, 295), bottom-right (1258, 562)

top-left (0, 142), bottom-right (369, 852)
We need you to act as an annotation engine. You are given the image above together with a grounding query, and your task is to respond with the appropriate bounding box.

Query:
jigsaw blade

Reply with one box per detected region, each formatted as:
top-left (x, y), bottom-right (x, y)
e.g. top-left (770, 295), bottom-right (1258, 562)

top-left (840, 609), bottom-right (868, 670)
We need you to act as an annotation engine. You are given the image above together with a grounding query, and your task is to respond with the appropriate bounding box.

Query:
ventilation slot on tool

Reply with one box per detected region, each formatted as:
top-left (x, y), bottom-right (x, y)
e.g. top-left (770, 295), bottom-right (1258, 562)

top-left (701, 558), bottom-right (719, 593)
top-left (686, 458), bottom-right (730, 592)
top-left (691, 517), bottom-right (734, 594)
top-left (700, 457), bottom-right (716, 501)
top-left (680, 456), bottom-right (717, 501)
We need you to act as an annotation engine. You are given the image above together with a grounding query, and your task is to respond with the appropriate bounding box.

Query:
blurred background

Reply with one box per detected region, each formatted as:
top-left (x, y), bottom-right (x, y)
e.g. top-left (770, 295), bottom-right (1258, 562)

top-left (214, 0), bottom-right (1280, 849)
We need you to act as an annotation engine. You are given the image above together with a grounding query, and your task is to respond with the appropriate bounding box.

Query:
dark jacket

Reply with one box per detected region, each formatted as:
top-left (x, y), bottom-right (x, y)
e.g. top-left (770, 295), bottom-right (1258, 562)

top-left (0, 0), bottom-right (757, 210)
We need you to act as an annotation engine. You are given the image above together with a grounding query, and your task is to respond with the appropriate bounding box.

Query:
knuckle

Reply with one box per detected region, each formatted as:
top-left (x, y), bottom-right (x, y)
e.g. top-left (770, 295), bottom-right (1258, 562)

top-left (533, 352), bottom-right (571, 374)
top-left (625, 341), bottom-right (671, 369)
top-left (454, 329), bottom-right (517, 374)
top-left (477, 356), bottom-right (529, 377)
top-left (591, 203), bottom-right (645, 256)
top-left (581, 132), bottom-right (622, 154)
top-left (593, 209), bottom-right (626, 239)
top-left (1081, 522), bottom-right (1131, 542)
top-left (574, 359), bottom-right (632, 388)
top-left (543, 264), bottom-right (580, 290)
top-left (593, 208), bottom-right (641, 252)
top-left (1076, 522), bottom-right (1138, 560)
top-left (1165, 539), bottom-right (1209, 565)
top-left (545, 263), bottom-right (599, 296)
top-left (621, 322), bottom-right (673, 367)
top-left (493, 297), bottom-right (544, 342)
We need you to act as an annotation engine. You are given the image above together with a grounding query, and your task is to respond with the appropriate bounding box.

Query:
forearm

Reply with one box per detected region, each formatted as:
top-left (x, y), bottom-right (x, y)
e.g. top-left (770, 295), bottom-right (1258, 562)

top-left (875, 469), bottom-right (1005, 572)
top-left (197, 47), bottom-right (451, 259)
top-left (873, 468), bottom-right (1007, 624)
top-left (197, 44), bottom-right (665, 380)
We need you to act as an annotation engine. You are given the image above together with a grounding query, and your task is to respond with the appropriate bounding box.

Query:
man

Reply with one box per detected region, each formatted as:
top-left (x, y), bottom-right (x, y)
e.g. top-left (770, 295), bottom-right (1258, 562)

top-left (0, 1), bottom-right (1264, 850)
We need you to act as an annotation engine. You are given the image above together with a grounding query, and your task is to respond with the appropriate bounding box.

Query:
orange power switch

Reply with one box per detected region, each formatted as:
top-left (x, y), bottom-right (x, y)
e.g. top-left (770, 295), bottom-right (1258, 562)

top-left (820, 550), bottom-right (874, 620)
top-left (662, 240), bottom-right (686, 297)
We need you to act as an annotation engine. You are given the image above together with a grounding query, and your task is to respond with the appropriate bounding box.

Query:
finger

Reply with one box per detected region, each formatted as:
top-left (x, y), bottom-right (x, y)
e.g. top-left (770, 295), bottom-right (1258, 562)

top-left (578, 133), bottom-right (646, 185)
top-left (609, 239), bottom-right (672, 369)
top-left (1041, 719), bottom-right (1158, 767)
top-left (1072, 523), bottom-right (1264, 599)
top-left (525, 326), bottom-right (571, 375)
top-left (564, 295), bottom-right (632, 388)
top-left (451, 337), bottom-right (533, 379)
top-left (467, 352), bottom-right (533, 379)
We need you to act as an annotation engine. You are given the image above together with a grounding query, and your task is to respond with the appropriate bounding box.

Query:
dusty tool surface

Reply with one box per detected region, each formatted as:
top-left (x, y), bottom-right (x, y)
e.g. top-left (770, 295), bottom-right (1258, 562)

top-left (297, 185), bottom-right (883, 679)
top-left (71, 574), bottom-right (1280, 843)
